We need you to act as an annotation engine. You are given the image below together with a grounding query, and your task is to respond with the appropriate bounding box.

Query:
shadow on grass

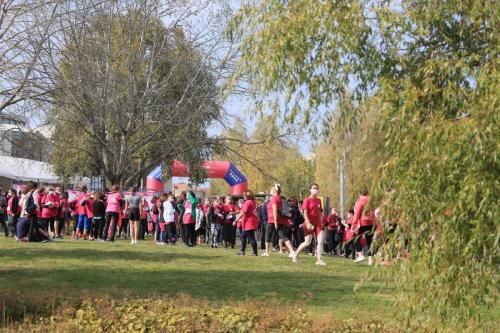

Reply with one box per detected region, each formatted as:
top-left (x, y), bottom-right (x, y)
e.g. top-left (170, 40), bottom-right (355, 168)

top-left (0, 265), bottom-right (392, 310)
top-left (0, 246), bottom-right (220, 263)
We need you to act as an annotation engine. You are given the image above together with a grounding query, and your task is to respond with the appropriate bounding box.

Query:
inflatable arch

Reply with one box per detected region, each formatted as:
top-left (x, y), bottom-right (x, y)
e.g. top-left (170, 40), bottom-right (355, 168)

top-left (147, 160), bottom-right (248, 195)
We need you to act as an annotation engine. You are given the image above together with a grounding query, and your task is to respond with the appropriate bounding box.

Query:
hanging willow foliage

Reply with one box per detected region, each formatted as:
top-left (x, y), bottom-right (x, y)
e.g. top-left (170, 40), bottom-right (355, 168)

top-left (230, 0), bottom-right (499, 330)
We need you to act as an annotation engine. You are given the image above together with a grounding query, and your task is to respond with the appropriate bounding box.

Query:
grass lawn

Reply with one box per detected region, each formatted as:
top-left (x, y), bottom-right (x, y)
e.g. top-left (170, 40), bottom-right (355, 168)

top-left (0, 236), bottom-right (394, 321)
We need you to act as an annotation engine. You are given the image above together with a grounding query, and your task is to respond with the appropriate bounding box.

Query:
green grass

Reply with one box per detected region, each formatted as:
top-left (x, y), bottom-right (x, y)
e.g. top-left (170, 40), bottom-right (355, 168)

top-left (0, 237), bottom-right (393, 321)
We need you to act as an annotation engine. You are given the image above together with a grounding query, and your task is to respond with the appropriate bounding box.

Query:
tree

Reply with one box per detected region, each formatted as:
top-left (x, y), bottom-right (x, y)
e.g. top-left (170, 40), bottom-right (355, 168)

top-left (0, 0), bottom-right (62, 114)
top-left (315, 96), bottom-right (384, 210)
top-left (210, 116), bottom-right (314, 198)
top-left (46, 0), bottom-right (231, 187)
top-left (231, 0), bottom-right (499, 330)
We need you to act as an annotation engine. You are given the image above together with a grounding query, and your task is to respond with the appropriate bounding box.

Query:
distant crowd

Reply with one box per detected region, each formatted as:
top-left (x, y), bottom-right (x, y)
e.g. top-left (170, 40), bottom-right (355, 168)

top-left (0, 182), bottom-right (394, 265)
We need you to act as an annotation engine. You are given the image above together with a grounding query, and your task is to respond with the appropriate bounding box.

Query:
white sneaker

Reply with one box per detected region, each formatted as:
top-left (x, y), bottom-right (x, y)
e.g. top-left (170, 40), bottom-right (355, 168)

top-left (288, 252), bottom-right (295, 258)
top-left (261, 252), bottom-right (269, 257)
top-left (354, 256), bottom-right (366, 263)
top-left (156, 241), bottom-right (162, 245)
top-left (292, 256), bottom-right (298, 263)
top-left (315, 260), bottom-right (327, 266)
top-left (368, 257), bottom-right (373, 266)
top-left (130, 241), bottom-right (134, 245)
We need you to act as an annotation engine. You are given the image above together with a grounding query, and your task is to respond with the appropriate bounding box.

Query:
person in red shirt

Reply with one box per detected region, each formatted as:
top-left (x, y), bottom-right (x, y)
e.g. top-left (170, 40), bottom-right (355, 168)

top-left (213, 197), bottom-right (224, 246)
top-left (351, 186), bottom-right (375, 265)
top-left (75, 185), bottom-right (91, 239)
top-left (292, 183), bottom-right (326, 265)
top-left (6, 189), bottom-right (19, 237)
top-left (41, 187), bottom-right (57, 236)
top-left (222, 196), bottom-right (237, 249)
top-left (234, 190), bottom-right (259, 256)
top-left (342, 208), bottom-right (355, 259)
top-left (138, 193), bottom-right (149, 240)
top-left (262, 184), bottom-right (295, 257)
top-left (326, 208), bottom-right (342, 255)
top-left (52, 187), bottom-right (62, 238)
top-left (202, 198), bottom-right (211, 244)
top-left (60, 192), bottom-right (70, 236)
top-left (36, 187), bottom-right (45, 222)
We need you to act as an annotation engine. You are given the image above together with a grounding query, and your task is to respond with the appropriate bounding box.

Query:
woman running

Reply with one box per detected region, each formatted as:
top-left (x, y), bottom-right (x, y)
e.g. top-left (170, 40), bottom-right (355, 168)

top-left (262, 184), bottom-right (295, 257)
top-left (352, 187), bottom-right (375, 265)
top-left (292, 183), bottom-right (326, 265)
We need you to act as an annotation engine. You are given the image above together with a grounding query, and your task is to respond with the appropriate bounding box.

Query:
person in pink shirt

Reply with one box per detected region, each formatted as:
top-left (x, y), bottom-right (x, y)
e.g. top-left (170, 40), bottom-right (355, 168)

top-left (52, 187), bottom-right (62, 238)
top-left (139, 193), bottom-right (149, 240)
top-left (86, 194), bottom-right (95, 240)
top-left (182, 191), bottom-right (198, 247)
top-left (103, 184), bottom-right (123, 242)
top-left (234, 190), bottom-right (259, 256)
top-left (75, 185), bottom-right (91, 239)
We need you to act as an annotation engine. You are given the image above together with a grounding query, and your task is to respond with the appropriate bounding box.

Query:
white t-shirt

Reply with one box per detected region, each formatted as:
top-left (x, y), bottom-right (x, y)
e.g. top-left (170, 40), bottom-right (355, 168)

top-left (163, 200), bottom-right (175, 223)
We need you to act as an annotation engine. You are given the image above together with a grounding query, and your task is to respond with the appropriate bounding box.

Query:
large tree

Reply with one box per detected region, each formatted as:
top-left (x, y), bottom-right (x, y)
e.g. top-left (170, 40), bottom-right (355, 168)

top-left (210, 116), bottom-right (314, 198)
top-left (0, 0), bottom-right (63, 114)
top-left (231, 0), bottom-right (499, 330)
top-left (46, 0), bottom-right (230, 187)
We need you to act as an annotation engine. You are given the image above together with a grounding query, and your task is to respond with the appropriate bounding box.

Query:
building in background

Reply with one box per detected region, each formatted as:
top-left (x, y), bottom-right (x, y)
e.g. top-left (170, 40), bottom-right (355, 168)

top-left (0, 113), bottom-right (57, 189)
top-left (0, 113), bottom-right (49, 161)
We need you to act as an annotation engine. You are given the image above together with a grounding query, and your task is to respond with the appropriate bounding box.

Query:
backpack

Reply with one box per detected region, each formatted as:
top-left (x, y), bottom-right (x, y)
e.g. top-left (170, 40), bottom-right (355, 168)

top-left (0, 195), bottom-right (5, 214)
top-left (280, 197), bottom-right (291, 218)
top-left (25, 192), bottom-right (37, 215)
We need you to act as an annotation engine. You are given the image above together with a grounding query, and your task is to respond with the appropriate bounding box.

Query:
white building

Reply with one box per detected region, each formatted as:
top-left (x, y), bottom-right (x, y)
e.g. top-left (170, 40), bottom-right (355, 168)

top-left (0, 113), bottom-right (57, 189)
top-left (0, 113), bottom-right (48, 161)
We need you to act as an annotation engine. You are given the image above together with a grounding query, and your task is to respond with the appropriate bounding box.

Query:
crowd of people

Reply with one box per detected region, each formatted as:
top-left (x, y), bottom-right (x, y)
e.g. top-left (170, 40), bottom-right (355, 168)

top-left (0, 182), bottom-right (385, 265)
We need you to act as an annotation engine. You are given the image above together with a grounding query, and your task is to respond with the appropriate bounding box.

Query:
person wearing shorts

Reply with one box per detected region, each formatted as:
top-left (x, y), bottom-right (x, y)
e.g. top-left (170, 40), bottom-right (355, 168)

top-left (292, 183), bottom-right (326, 265)
top-left (262, 184), bottom-right (295, 257)
top-left (126, 187), bottom-right (141, 245)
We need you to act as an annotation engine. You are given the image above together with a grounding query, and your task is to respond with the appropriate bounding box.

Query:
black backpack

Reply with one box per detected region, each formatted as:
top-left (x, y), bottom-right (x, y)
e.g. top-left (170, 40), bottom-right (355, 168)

top-left (25, 192), bottom-right (37, 215)
top-left (280, 197), bottom-right (291, 218)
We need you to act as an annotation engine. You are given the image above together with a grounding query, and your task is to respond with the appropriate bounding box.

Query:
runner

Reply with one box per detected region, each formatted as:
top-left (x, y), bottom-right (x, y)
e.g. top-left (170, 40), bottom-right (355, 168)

top-left (292, 183), bottom-right (326, 265)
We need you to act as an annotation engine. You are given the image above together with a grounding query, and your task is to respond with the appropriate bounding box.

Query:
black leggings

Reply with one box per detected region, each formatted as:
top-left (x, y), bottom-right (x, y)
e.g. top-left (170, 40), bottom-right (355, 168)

top-left (223, 223), bottom-right (235, 246)
top-left (167, 223), bottom-right (177, 241)
top-left (93, 217), bottom-right (104, 239)
top-left (184, 223), bottom-right (195, 246)
top-left (0, 214), bottom-right (8, 236)
top-left (354, 225), bottom-right (375, 255)
top-left (27, 215), bottom-right (39, 242)
top-left (119, 218), bottom-right (129, 238)
top-left (139, 219), bottom-right (147, 239)
top-left (103, 212), bottom-right (119, 241)
top-left (343, 241), bottom-right (356, 259)
top-left (240, 230), bottom-right (257, 254)
top-left (40, 217), bottom-right (53, 233)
